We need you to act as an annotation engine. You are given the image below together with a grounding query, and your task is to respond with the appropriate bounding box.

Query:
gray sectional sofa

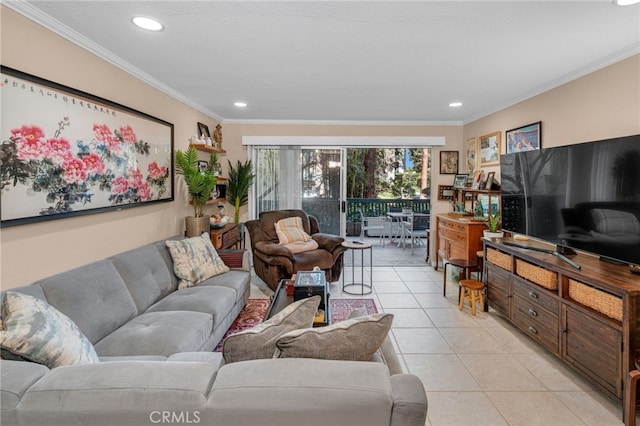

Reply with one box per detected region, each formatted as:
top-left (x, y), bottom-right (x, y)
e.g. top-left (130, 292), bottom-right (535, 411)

top-left (1, 237), bottom-right (428, 426)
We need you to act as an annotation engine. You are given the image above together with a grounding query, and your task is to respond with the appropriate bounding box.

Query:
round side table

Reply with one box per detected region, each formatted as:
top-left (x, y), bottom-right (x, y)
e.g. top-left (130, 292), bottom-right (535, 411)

top-left (342, 241), bottom-right (373, 295)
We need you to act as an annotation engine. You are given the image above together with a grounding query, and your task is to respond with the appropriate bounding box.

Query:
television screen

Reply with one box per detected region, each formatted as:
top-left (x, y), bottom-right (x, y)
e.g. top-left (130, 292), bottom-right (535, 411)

top-left (501, 134), bottom-right (640, 266)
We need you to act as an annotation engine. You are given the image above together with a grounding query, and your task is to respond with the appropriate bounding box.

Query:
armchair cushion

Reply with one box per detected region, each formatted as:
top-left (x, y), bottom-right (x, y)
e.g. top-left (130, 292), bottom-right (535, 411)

top-left (275, 217), bottom-right (313, 244)
top-left (285, 239), bottom-right (320, 254)
top-left (166, 234), bottom-right (230, 289)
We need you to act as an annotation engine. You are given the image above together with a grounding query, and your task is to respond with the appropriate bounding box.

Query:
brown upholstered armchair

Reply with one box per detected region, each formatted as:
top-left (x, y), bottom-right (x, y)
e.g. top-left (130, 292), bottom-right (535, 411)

top-left (245, 209), bottom-right (345, 290)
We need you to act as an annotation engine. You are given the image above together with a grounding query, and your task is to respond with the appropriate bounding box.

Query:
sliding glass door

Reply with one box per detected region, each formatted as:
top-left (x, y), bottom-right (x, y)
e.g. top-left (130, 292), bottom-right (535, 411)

top-left (253, 147), bottom-right (345, 235)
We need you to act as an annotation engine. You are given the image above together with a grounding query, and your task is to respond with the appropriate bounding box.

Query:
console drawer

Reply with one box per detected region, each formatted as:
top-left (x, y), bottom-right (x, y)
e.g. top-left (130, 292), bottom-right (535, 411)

top-left (513, 294), bottom-right (559, 353)
top-left (513, 276), bottom-right (559, 315)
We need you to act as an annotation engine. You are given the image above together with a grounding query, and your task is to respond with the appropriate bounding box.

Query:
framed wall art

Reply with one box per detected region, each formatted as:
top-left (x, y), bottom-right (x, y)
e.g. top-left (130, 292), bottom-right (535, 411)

top-left (453, 174), bottom-right (468, 189)
top-left (0, 66), bottom-right (174, 227)
top-left (437, 185), bottom-right (455, 201)
top-left (465, 137), bottom-right (477, 172)
top-left (506, 121), bottom-right (541, 153)
top-left (479, 131), bottom-right (501, 166)
top-left (439, 150), bottom-right (459, 174)
top-left (197, 122), bottom-right (210, 138)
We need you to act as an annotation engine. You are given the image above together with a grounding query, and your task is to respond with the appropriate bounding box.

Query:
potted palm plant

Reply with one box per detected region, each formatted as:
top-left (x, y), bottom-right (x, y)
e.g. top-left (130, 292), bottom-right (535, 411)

top-left (175, 145), bottom-right (219, 237)
top-left (226, 159), bottom-right (255, 224)
top-left (483, 209), bottom-right (504, 239)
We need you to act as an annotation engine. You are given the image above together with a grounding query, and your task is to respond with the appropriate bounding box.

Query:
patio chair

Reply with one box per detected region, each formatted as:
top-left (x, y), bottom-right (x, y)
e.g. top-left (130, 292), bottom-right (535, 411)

top-left (401, 213), bottom-right (430, 254)
top-left (359, 208), bottom-right (386, 245)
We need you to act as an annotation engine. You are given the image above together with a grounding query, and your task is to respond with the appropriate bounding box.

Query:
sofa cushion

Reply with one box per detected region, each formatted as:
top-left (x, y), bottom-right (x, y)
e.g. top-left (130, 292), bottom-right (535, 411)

top-left (145, 286), bottom-right (236, 325)
top-left (197, 270), bottom-right (251, 304)
top-left (110, 243), bottom-right (175, 313)
top-left (591, 208), bottom-right (640, 234)
top-left (94, 311), bottom-right (213, 357)
top-left (275, 313), bottom-right (393, 361)
top-left (0, 360), bottom-right (50, 411)
top-left (166, 234), bottom-right (230, 289)
top-left (34, 260), bottom-right (137, 344)
top-left (222, 296), bottom-right (321, 364)
top-left (0, 292), bottom-right (99, 368)
top-left (285, 239), bottom-right (320, 254)
top-left (275, 216), bottom-right (313, 244)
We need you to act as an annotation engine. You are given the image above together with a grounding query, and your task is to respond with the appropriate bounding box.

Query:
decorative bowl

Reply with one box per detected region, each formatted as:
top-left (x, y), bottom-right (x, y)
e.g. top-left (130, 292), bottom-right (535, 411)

top-left (210, 217), bottom-right (228, 228)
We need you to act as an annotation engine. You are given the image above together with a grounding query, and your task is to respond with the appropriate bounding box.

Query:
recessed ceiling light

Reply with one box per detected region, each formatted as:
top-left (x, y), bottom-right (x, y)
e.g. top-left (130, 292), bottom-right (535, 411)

top-left (132, 16), bottom-right (164, 31)
top-left (449, 102), bottom-right (463, 108)
top-left (234, 102), bottom-right (247, 108)
top-left (613, 0), bottom-right (640, 5)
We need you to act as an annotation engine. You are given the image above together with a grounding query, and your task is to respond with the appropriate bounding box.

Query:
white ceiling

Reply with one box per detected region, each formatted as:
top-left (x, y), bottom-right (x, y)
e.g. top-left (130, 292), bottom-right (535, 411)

top-left (8, 1), bottom-right (640, 124)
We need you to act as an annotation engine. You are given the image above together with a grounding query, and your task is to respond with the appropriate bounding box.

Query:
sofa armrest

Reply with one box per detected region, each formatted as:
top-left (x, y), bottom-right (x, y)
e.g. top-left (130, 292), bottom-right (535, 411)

top-left (312, 233), bottom-right (345, 253)
top-left (390, 374), bottom-right (428, 426)
top-left (217, 249), bottom-right (249, 270)
top-left (254, 241), bottom-right (294, 259)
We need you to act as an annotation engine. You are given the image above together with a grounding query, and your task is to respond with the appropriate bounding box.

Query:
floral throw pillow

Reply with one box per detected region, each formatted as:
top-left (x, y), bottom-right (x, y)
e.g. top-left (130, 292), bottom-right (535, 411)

top-left (166, 233), bottom-right (230, 289)
top-left (0, 291), bottom-right (100, 368)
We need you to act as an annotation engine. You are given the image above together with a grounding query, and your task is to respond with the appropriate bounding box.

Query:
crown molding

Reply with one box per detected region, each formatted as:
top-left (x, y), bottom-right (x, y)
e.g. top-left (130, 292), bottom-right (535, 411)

top-left (3, 0), bottom-right (224, 122)
top-left (222, 118), bottom-right (463, 126)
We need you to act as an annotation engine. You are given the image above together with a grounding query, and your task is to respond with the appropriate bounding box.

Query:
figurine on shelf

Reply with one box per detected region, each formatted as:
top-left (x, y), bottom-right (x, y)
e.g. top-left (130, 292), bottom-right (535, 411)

top-left (474, 200), bottom-right (484, 219)
top-left (213, 124), bottom-right (223, 150)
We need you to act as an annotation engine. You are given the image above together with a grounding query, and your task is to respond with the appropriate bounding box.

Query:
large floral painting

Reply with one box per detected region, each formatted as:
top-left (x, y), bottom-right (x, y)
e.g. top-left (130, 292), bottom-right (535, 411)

top-left (0, 67), bottom-right (174, 227)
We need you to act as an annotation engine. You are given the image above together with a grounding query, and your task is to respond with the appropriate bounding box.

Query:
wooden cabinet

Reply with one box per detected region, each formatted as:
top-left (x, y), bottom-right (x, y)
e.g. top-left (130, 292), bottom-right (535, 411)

top-left (435, 214), bottom-right (485, 269)
top-left (210, 223), bottom-right (239, 249)
top-left (484, 238), bottom-right (639, 405)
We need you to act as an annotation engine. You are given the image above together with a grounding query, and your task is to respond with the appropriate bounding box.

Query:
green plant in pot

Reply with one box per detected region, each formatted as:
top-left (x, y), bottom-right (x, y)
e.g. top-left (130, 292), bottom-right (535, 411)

top-left (175, 146), bottom-right (219, 237)
top-left (484, 209), bottom-right (503, 239)
top-left (226, 159), bottom-right (255, 224)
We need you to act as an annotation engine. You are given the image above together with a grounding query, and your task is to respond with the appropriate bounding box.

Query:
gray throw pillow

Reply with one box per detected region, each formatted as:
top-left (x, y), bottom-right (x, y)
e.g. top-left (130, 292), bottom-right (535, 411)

top-left (274, 313), bottom-right (394, 361)
top-left (222, 295), bottom-right (321, 364)
top-left (0, 291), bottom-right (100, 368)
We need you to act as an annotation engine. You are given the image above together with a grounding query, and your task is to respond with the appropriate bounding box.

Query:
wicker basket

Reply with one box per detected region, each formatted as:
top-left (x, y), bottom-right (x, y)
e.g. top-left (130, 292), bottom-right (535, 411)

top-left (515, 259), bottom-right (558, 290)
top-left (568, 279), bottom-right (622, 322)
top-left (486, 248), bottom-right (511, 271)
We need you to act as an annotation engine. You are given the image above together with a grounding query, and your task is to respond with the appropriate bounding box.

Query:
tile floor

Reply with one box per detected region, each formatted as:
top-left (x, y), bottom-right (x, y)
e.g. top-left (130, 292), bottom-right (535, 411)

top-left (250, 245), bottom-right (627, 425)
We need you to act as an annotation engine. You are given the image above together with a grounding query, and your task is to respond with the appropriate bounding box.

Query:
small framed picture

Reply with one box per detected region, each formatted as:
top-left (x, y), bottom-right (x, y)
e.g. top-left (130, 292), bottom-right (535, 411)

top-left (472, 170), bottom-right (484, 189)
top-left (197, 122), bottom-right (211, 138)
top-left (485, 172), bottom-right (495, 189)
top-left (479, 131), bottom-right (501, 166)
top-left (440, 151), bottom-right (459, 174)
top-left (453, 174), bottom-right (468, 188)
top-left (465, 137), bottom-right (477, 172)
top-left (438, 185), bottom-right (455, 201)
top-left (198, 160), bottom-right (208, 173)
top-left (506, 121), bottom-right (541, 153)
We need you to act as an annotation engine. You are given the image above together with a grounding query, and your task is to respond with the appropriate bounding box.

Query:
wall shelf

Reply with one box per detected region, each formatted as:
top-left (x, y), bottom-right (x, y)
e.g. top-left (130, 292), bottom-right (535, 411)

top-left (190, 143), bottom-right (226, 154)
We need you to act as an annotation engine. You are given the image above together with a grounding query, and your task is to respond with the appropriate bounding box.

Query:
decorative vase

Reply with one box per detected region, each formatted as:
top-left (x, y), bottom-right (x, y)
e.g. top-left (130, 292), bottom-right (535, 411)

top-left (483, 230), bottom-right (504, 239)
top-left (185, 215), bottom-right (210, 238)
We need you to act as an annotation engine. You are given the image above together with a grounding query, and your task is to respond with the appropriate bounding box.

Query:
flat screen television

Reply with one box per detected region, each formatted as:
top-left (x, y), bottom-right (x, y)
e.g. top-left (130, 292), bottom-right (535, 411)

top-left (500, 134), bottom-right (640, 266)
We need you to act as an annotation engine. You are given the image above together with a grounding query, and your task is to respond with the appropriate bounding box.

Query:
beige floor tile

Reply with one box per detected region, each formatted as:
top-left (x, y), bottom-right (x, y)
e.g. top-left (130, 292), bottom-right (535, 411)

top-left (405, 281), bottom-right (442, 294)
top-left (424, 307), bottom-right (481, 328)
top-left (403, 354), bottom-right (482, 392)
top-left (414, 293), bottom-right (457, 309)
top-left (426, 392), bottom-right (508, 425)
top-left (554, 390), bottom-right (622, 426)
top-left (515, 353), bottom-right (598, 391)
top-left (487, 391), bottom-right (584, 425)
top-left (459, 354), bottom-right (547, 391)
top-left (396, 269), bottom-right (433, 282)
top-left (483, 323), bottom-right (547, 354)
top-left (384, 308), bottom-right (435, 328)
top-left (370, 270), bottom-right (404, 282)
top-left (377, 293), bottom-right (421, 309)
top-left (393, 328), bottom-right (453, 354)
top-left (373, 281), bottom-right (411, 293)
top-left (438, 327), bottom-right (508, 354)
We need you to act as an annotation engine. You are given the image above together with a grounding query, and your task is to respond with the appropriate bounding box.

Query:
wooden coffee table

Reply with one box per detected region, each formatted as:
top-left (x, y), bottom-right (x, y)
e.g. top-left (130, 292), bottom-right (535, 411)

top-left (263, 279), bottom-right (330, 327)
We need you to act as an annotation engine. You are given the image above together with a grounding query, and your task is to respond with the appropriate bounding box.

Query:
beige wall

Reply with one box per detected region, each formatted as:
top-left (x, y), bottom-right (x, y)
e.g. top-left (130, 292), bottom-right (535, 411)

top-left (463, 54), bottom-right (640, 180)
top-left (0, 7), bottom-right (223, 288)
top-left (2, 5), bottom-right (637, 287)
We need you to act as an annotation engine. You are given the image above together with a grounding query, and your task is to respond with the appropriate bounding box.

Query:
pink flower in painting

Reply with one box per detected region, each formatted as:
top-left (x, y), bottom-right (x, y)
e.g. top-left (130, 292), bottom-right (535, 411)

top-left (93, 123), bottom-right (120, 152)
top-left (119, 125), bottom-right (137, 144)
top-left (127, 168), bottom-right (144, 189)
top-left (12, 125), bottom-right (46, 160)
top-left (111, 176), bottom-right (129, 194)
top-left (61, 157), bottom-right (87, 184)
top-left (45, 137), bottom-right (72, 162)
top-left (137, 182), bottom-right (152, 201)
top-left (82, 152), bottom-right (105, 175)
top-left (147, 162), bottom-right (167, 180)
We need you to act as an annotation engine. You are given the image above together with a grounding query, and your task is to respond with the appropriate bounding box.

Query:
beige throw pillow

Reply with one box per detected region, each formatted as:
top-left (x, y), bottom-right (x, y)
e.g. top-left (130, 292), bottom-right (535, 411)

top-left (166, 234), bottom-right (230, 289)
top-left (274, 313), bottom-right (394, 361)
top-left (275, 217), bottom-right (312, 245)
top-left (222, 295), bottom-right (321, 364)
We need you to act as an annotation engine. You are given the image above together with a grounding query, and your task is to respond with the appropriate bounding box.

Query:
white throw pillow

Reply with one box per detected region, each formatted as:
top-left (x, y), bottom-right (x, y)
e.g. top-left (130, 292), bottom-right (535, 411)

top-left (275, 217), bottom-right (312, 245)
top-left (166, 233), bottom-right (230, 289)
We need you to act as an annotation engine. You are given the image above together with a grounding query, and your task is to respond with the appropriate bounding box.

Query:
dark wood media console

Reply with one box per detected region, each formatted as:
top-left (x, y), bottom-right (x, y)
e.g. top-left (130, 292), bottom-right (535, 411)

top-left (483, 237), bottom-right (640, 411)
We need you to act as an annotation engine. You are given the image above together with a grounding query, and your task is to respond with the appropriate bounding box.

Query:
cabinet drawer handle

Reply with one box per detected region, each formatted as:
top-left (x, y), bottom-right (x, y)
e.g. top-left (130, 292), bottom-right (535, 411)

top-left (528, 291), bottom-right (538, 299)
top-left (528, 308), bottom-right (538, 316)
top-left (528, 326), bottom-right (538, 334)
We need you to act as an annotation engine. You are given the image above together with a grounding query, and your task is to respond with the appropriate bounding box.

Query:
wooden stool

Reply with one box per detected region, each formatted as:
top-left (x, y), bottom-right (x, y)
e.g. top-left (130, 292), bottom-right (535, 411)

top-left (475, 250), bottom-right (484, 281)
top-left (459, 279), bottom-right (485, 316)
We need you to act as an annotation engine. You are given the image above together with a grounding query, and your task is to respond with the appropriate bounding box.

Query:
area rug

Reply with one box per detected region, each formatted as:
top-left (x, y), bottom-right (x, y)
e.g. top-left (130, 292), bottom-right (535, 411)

top-left (213, 298), bottom-right (377, 352)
